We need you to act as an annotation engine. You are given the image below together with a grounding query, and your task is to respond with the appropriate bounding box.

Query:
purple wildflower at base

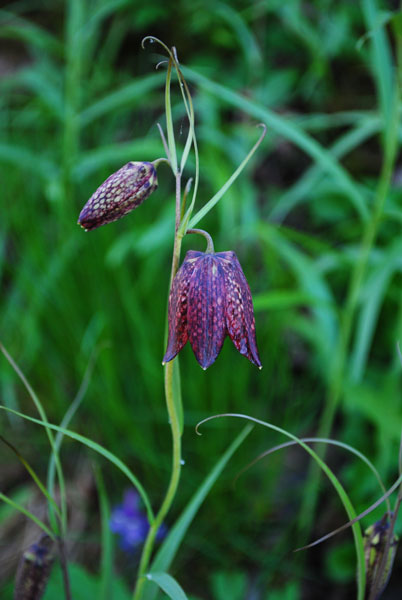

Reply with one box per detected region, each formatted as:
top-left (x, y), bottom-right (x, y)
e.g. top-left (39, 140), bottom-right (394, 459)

top-left (163, 250), bottom-right (262, 370)
top-left (110, 490), bottom-right (166, 553)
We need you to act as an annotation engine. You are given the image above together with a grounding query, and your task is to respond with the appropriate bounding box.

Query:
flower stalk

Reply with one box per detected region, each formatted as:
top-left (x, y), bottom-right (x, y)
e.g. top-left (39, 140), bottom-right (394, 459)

top-left (132, 171), bottom-right (184, 600)
top-left (77, 38), bottom-right (265, 599)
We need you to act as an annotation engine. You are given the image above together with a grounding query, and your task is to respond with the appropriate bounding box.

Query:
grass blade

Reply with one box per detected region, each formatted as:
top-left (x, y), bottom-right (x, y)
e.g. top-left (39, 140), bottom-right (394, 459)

top-left (94, 465), bottom-right (114, 600)
top-left (142, 424), bottom-right (253, 600)
top-left (196, 414), bottom-right (366, 600)
top-left (0, 492), bottom-right (55, 539)
top-left (0, 405), bottom-right (154, 525)
top-left (361, 0), bottom-right (394, 133)
top-left (183, 66), bottom-right (368, 221)
top-left (146, 573), bottom-right (188, 600)
top-left (79, 73), bottom-right (164, 126)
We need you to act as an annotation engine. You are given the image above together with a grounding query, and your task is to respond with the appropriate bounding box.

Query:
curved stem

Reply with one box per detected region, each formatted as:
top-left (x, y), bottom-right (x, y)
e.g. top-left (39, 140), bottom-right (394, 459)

top-left (132, 171), bottom-right (184, 600)
top-left (187, 228), bottom-right (215, 253)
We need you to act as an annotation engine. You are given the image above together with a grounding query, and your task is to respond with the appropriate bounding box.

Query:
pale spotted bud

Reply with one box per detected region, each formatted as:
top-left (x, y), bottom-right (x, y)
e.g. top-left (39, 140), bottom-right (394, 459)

top-left (14, 535), bottom-right (54, 600)
top-left (78, 161), bottom-right (158, 231)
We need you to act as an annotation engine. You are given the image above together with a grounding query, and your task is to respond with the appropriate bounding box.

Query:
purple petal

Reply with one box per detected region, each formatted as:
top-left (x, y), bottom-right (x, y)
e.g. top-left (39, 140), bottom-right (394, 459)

top-left (187, 254), bottom-right (227, 369)
top-left (122, 489), bottom-right (141, 516)
top-left (163, 251), bottom-right (200, 364)
top-left (222, 252), bottom-right (262, 368)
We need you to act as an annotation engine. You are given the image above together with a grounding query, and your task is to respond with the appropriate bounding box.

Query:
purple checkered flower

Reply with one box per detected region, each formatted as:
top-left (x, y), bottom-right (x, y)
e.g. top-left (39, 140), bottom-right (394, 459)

top-left (163, 250), bottom-right (262, 370)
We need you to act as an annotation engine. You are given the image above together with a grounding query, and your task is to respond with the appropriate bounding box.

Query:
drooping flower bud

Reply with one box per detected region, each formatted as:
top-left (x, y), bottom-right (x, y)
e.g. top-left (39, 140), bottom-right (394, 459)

top-left (78, 161), bottom-right (158, 231)
top-left (364, 513), bottom-right (398, 600)
top-left (14, 535), bottom-right (54, 600)
top-left (163, 250), bottom-right (262, 370)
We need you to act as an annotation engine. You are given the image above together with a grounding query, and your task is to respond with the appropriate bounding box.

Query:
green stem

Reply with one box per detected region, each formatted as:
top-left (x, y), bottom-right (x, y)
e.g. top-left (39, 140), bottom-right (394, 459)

top-left (299, 88), bottom-right (400, 542)
top-left (187, 228), bottom-right (215, 253)
top-left (132, 172), bottom-right (184, 600)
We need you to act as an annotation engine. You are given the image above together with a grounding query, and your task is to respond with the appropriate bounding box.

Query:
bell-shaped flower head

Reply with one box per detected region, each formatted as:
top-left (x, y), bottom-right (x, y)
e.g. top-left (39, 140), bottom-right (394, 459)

top-left (78, 161), bottom-right (158, 231)
top-left (163, 250), bottom-right (262, 370)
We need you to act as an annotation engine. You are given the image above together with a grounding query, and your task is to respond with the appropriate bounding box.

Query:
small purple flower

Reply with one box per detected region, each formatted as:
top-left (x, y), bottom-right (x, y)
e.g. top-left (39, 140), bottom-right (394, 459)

top-left (163, 250), bottom-right (262, 370)
top-left (110, 490), bottom-right (166, 553)
top-left (78, 161), bottom-right (158, 231)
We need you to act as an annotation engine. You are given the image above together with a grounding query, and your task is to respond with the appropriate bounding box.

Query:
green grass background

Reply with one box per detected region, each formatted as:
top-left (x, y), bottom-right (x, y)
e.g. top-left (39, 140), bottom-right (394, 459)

top-left (0, 0), bottom-right (401, 598)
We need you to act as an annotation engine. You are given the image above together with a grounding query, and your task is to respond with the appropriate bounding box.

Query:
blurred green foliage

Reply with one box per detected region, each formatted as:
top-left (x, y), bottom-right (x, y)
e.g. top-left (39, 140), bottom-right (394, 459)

top-left (0, 0), bottom-right (401, 598)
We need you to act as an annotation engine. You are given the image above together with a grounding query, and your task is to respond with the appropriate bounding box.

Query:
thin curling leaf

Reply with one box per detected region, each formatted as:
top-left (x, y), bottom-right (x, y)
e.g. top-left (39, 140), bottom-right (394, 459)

top-left (163, 250), bottom-right (261, 369)
top-left (186, 124), bottom-right (266, 231)
top-left (78, 161), bottom-right (158, 231)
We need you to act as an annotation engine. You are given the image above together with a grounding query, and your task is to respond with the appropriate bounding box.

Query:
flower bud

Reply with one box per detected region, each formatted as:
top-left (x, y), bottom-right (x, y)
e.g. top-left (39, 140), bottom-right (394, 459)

top-left (364, 513), bottom-right (398, 599)
top-left (14, 535), bottom-right (54, 600)
top-left (78, 161), bottom-right (158, 231)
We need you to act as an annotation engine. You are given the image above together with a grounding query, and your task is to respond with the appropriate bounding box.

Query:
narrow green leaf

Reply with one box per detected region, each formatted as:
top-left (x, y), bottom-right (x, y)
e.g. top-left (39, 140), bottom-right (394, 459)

top-left (183, 67), bottom-right (368, 221)
top-left (0, 435), bottom-right (61, 522)
top-left (48, 345), bottom-right (100, 505)
top-left (350, 239), bottom-right (402, 382)
top-left (165, 59), bottom-right (178, 174)
top-left (253, 290), bottom-right (327, 311)
top-left (187, 125), bottom-right (266, 229)
top-left (0, 343), bottom-right (67, 533)
top-left (196, 414), bottom-right (366, 600)
top-left (361, 0), bottom-right (394, 134)
top-left (0, 143), bottom-right (57, 180)
top-left (146, 572), bottom-right (188, 600)
top-left (0, 10), bottom-right (63, 55)
top-left (245, 437), bottom-right (389, 513)
top-left (0, 492), bottom-right (55, 540)
top-left (258, 224), bottom-right (337, 365)
top-left (0, 405), bottom-right (154, 525)
top-left (94, 465), bottom-right (114, 600)
top-left (270, 117), bottom-right (379, 221)
top-left (142, 425), bottom-right (253, 600)
top-left (79, 73), bottom-right (164, 126)
top-left (75, 140), bottom-right (162, 180)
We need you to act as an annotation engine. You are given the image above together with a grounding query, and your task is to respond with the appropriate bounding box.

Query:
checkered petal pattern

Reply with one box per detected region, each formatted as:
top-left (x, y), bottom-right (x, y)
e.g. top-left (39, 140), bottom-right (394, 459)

top-left (78, 161), bottom-right (158, 231)
top-left (163, 250), bottom-right (261, 369)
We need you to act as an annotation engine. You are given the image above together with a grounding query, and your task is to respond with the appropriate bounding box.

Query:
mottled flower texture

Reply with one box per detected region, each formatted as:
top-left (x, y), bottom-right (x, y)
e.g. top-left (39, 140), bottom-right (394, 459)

top-left (110, 490), bottom-right (165, 552)
top-left (163, 250), bottom-right (262, 370)
top-left (78, 161), bottom-right (158, 231)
